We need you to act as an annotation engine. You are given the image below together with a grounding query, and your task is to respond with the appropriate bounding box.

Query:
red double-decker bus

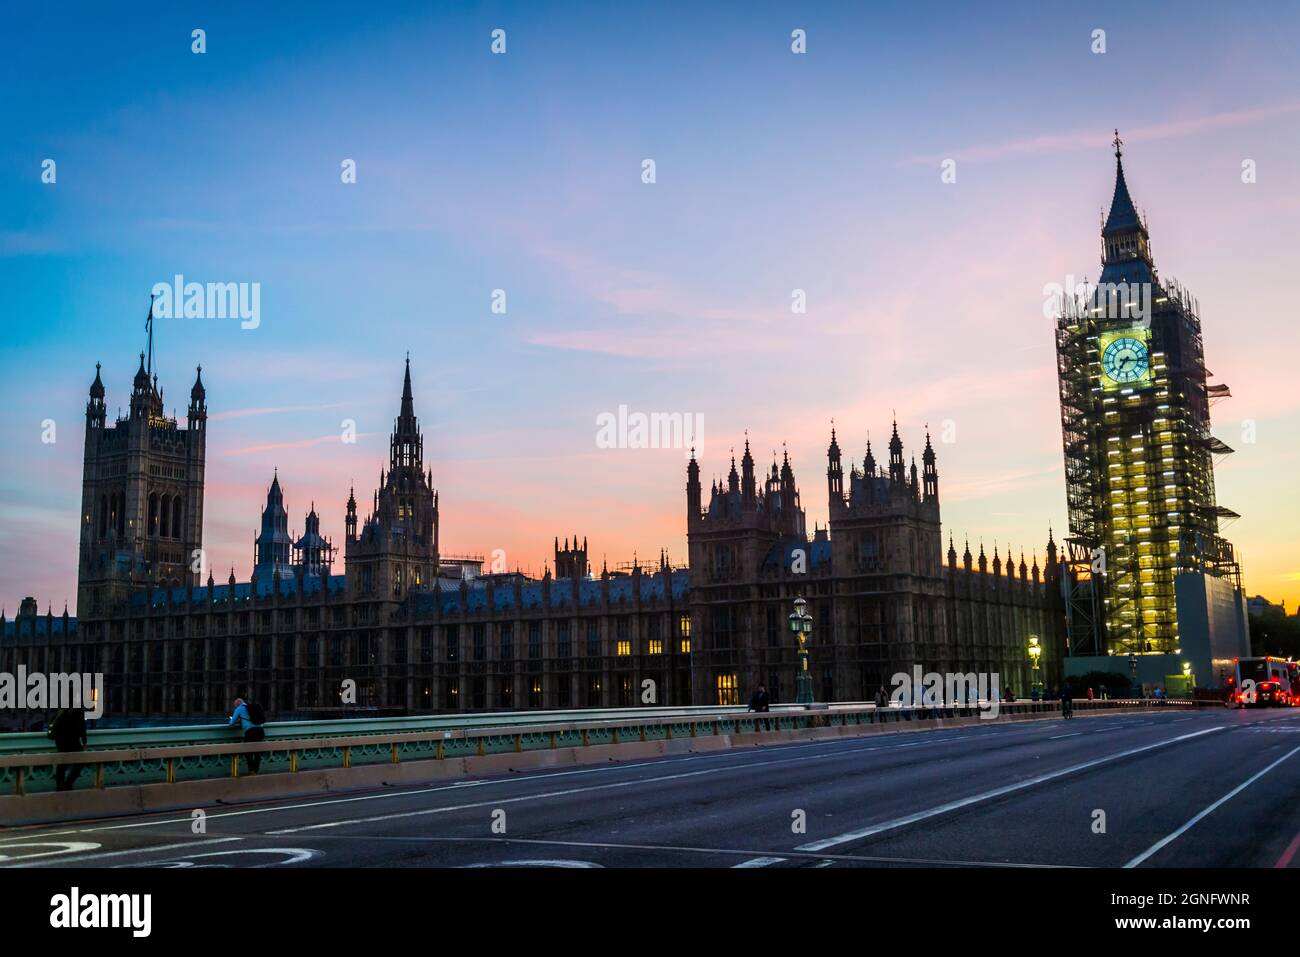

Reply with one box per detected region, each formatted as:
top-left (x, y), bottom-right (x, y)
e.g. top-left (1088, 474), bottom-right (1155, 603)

top-left (1225, 657), bottom-right (1299, 707)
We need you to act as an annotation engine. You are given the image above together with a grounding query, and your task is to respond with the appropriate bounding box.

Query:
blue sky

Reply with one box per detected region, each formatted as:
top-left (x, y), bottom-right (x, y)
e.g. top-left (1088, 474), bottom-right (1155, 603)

top-left (3, 1), bottom-right (1299, 611)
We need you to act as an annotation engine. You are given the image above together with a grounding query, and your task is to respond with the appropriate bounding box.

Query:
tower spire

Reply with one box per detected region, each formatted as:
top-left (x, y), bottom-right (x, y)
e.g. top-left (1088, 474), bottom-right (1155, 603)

top-left (400, 354), bottom-right (415, 423)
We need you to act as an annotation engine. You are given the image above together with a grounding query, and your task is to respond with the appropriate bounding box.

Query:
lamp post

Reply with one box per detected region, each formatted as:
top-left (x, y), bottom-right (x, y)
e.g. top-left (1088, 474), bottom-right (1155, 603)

top-left (1028, 634), bottom-right (1042, 697)
top-left (788, 596), bottom-right (814, 705)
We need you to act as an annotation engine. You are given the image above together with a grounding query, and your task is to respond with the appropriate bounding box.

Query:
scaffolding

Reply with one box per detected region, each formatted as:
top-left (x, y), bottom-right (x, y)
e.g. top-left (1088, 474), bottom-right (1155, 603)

top-left (1054, 276), bottom-right (1238, 659)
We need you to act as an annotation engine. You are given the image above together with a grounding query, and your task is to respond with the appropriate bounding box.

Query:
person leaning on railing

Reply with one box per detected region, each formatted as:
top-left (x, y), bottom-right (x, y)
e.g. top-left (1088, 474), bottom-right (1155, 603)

top-left (228, 697), bottom-right (267, 774)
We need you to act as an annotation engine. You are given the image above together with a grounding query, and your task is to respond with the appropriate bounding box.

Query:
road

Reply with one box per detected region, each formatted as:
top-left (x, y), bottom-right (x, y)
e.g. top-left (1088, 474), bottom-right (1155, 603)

top-left (3, 705), bottom-right (1299, 869)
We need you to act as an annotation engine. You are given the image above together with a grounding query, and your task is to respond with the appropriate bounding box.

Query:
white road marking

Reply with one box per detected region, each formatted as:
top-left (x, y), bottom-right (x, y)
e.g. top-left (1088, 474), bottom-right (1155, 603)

top-left (0, 841), bottom-right (100, 862)
top-left (464, 859), bottom-right (602, 868)
top-left (5, 837), bottom-right (241, 868)
top-left (1124, 742), bottom-right (1300, 868)
top-left (296, 833), bottom-right (1070, 868)
top-left (0, 725), bottom-right (1036, 843)
top-left (1049, 733), bottom-right (1082, 740)
top-left (732, 856), bottom-right (785, 868)
top-left (794, 726), bottom-right (1224, 853)
top-left (267, 755), bottom-right (860, 834)
top-left (117, 846), bottom-right (319, 868)
top-left (4, 711), bottom-right (1188, 852)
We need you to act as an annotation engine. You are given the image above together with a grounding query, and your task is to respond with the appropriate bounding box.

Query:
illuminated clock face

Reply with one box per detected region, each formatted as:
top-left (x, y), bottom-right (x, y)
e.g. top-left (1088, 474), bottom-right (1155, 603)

top-left (1101, 335), bottom-right (1149, 385)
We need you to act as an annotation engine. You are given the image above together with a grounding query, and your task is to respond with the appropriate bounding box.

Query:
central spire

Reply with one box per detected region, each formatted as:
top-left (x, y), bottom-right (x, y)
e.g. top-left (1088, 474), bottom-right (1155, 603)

top-left (390, 355), bottom-right (423, 472)
top-left (400, 353), bottom-right (415, 424)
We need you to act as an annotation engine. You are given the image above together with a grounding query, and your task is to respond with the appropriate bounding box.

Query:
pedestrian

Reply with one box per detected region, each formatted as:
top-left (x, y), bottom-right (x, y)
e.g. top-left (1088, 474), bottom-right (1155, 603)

top-left (229, 696), bottom-right (267, 774)
top-left (47, 707), bottom-right (88, 791)
top-left (1087, 686), bottom-right (1094, 701)
top-left (1060, 683), bottom-right (1074, 719)
top-left (747, 684), bottom-right (770, 713)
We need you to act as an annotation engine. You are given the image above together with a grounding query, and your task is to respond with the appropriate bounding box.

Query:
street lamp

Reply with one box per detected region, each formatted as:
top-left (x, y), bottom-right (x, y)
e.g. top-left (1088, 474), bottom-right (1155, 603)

top-left (1028, 635), bottom-right (1042, 697)
top-left (788, 596), bottom-right (814, 705)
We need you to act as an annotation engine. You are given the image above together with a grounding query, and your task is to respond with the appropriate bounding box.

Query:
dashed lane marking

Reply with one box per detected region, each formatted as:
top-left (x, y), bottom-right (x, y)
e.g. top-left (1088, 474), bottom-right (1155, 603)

top-left (794, 726), bottom-right (1224, 853)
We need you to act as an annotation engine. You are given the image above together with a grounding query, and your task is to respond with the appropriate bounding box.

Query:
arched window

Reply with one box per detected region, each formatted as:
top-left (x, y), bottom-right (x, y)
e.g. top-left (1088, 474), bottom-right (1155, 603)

top-left (160, 494), bottom-right (170, 538)
top-left (116, 493), bottom-right (126, 536)
top-left (148, 493), bottom-right (159, 536)
top-left (172, 497), bottom-right (184, 540)
top-left (98, 495), bottom-right (108, 537)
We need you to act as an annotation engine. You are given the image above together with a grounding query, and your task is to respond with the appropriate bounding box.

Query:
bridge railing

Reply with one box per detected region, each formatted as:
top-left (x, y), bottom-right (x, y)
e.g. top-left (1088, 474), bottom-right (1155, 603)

top-left (0, 703), bottom-right (823, 757)
top-left (0, 697), bottom-right (1189, 798)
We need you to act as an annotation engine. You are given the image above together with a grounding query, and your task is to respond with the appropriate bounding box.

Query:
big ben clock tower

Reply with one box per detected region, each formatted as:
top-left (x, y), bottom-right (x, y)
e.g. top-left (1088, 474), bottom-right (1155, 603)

top-left (1054, 134), bottom-right (1249, 684)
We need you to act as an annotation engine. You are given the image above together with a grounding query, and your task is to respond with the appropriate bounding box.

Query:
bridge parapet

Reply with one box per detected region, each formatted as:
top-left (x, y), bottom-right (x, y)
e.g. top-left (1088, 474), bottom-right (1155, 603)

top-left (0, 698), bottom-right (1194, 825)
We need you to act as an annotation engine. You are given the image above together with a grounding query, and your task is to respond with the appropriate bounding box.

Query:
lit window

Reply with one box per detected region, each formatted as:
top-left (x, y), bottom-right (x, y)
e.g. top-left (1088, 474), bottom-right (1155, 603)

top-left (716, 673), bottom-right (738, 706)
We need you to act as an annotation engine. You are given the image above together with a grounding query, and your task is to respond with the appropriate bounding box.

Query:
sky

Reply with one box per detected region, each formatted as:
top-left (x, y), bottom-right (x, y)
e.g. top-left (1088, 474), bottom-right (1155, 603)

top-left (2, 0), bottom-right (1298, 616)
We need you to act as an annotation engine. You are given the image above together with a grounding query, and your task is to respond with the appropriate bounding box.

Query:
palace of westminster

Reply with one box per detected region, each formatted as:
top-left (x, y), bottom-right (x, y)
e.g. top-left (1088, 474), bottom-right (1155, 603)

top-left (13, 143), bottom-right (1247, 723)
top-left (0, 341), bottom-right (1061, 721)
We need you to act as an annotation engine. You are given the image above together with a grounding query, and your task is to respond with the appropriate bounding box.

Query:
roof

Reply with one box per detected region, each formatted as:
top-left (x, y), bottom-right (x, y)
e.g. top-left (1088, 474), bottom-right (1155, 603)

top-left (2, 615), bottom-right (77, 641)
top-left (1102, 157), bottom-right (1142, 237)
top-left (127, 573), bottom-right (347, 610)
top-left (408, 570), bottom-right (690, 617)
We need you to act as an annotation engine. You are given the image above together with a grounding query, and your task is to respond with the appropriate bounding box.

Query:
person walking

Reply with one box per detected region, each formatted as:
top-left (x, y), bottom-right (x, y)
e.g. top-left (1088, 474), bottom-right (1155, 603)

top-left (48, 707), bottom-right (88, 791)
top-left (1059, 683), bottom-right (1074, 719)
top-left (229, 696), bottom-right (267, 774)
top-left (747, 684), bottom-right (770, 713)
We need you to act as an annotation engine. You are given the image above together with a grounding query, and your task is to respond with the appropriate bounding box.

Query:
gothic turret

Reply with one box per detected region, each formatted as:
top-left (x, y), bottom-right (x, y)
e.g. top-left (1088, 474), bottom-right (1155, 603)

top-left (86, 362), bottom-right (106, 427)
top-left (888, 420), bottom-right (905, 485)
top-left (686, 449), bottom-right (702, 523)
top-left (254, 470), bottom-right (294, 578)
top-left (827, 426), bottom-right (843, 502)
top-left (293, 503), bottom-right (334, 576)
top-left (741, 437), bottom-right (757, 507)
top-left (922, 430), bottom-right (938, 502)
top-left (188, 365), bottom-right (206, 432)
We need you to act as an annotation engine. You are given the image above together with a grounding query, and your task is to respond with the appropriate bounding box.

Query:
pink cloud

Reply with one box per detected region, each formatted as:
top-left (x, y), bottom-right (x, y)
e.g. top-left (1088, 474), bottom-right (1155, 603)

top-left (905, 101), bottom-right (1300, 166)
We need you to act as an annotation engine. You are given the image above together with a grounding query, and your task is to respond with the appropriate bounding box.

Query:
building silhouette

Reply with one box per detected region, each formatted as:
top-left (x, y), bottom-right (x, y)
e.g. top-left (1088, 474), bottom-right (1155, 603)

top-left (2, 347), bottom-right (1063, 721)
top-left (76, 335), bottom-right (207, 618)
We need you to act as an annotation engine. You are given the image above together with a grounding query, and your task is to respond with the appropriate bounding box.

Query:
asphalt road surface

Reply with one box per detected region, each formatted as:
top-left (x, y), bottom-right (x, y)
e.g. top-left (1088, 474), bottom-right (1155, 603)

top-left (4, 706), bottom-right (1299, 869)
